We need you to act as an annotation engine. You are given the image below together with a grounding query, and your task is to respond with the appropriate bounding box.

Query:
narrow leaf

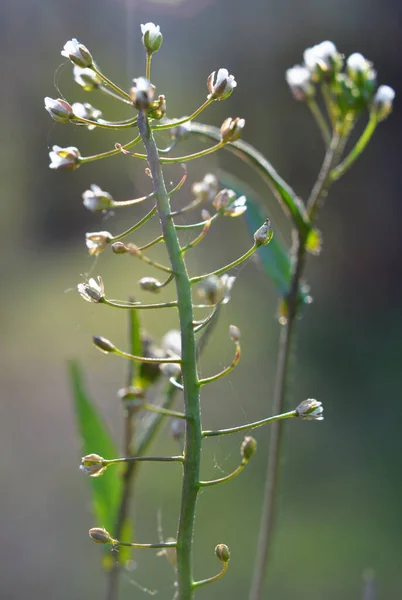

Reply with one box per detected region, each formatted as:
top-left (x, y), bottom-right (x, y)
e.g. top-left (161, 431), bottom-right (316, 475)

top-left (68, 360), bottom-right (131, 564)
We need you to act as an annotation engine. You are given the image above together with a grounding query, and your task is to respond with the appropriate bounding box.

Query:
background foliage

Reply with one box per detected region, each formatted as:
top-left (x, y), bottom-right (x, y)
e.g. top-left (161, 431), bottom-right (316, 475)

top-left (1, 0), bottom-right (402, 598)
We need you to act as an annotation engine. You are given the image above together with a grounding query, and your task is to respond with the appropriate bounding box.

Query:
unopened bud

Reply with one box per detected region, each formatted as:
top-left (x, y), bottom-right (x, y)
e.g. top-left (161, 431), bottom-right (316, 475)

top-left (215, 544), bottom-right (230, 563)
top-left (207, 68), bottom-right (237, 101)
top-left (61, 38), bottom-right (93, 68)
top-left (150, 94), bottom-right (166, 120)
top-left (73, 66), bottom-right (101, 91)
top-left (197, 275), bottom-right (224, 305)
top-left (201, 209), bottom-right (211, 221)
top-left (141, 22), bottom-right (163, 54)
top-left (82, 184), bottom-right (114, 213)
top-left (295, 398), bottom-right (324, 421)
top-left (220, 117), bottom-right (245, 142)
top-left (89, 527), bottom-right (114, 544)
top-left (303, 40), bottom-right (342, 81)
top-left (285, 65), bottom-right (315, 101)
top-left (346, 53), bottom-right (376, 86)
top-left (139, 277), bottom-right (162, 293)
top-left (130, 77), bottom-right (156, 110)
top-left (93, 335), bottom-right (116, 354)
top-left (111, 241), bottom-right (128, 254)
top-left (44, 97), bottom-right (74, 123)
top-left (72, 102), bottom-right (102, 130)
top-left (253, 219), bottom-right (273, 245)
top-left (241, 436), bottom-right (257, 462)
top-left (192, 173), bottom-right (219, 203)
top-left (371, 85), bottom-right (395, 121)
top-left (229, 324), bottom-right (240, 342)
top-left (80, 453), bottom-right (107, 477)
top-left (213, 188), bottom-right (236, 212)
top-left (160, 362), bottom-right (182, 379)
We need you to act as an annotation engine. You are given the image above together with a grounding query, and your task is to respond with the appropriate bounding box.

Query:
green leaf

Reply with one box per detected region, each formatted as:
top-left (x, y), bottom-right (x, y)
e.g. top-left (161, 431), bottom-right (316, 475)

top-left (219, 171), bottom-right (309, 303)
top-left (68, 360), bottom-right (131, 565)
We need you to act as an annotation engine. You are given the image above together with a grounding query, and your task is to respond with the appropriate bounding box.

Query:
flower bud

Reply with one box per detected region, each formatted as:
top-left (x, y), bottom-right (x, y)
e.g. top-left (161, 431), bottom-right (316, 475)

top-left (207, 68), bottom-right (237, 101)
top-left (77, 276), bottom-right (105, 303)
top-left (229, 324), bottom-right (240, 342)
top-left (72, 102), bottom-right (102, 130)
top-left (171, 418), bottom-right (186, 442)
top-left (161, 330), bottom-right (182, 358)
top-left (215, 544), bottom-right (230, 563)
top-left (82, 184), bottom-right (114, 213)
top-left (220, 117), bottom-right (245, 142)
top-left (44, 97), bottom-right (74, 123)
top-left (73, 66), bottom-right (101, 91)
top-left (197, 275), bottom-right (224, 305)
top-left (130, 77), bottom-right (156, 110)
top-left (303, 41), bottom-right (342, 81)
top-left (80, 453), bottom-right (107, 477)
top-left (201, 209), bottom-right (211, 221)
top-left (253, 219), bottom-right (273, 245)
top-left (86, 231), bottom-right (112, 255)
top-left (346, 53), bottom-right (376, 85)
top-left (160, 362), bottom-right (182, 379)
top-left (285, 65), bottom-right (315, 101)
top-left (371, 85), bottom-right (395, 121)
top-left (212, 189), bottom-right (246, 217)
top-left (89, 527), bottom-right (114, 544)
top-left (93, 335), bottom-right (116, 354)
top-left (169, 120), bottom-right (191, 142)
top-left (296, 398), bottom-right (324, 421)
top-left (139, 277), bottom-right (162, 293)
top-left (149, 94), bottom-right (167, 120)
top-left (192, 173), bottom-right (219, 203)
top-left (111, 242), bottom-right (128, 254)
top-left (241, 436), bottom-right (257, 462)
top-left (213, 188), bottom-right (236, 212)
top-left (141, 22), bottom-right (163, 54)
top-left (49, 145), bottom-right (81, 170)
top-left (61, 38), bottom-right (93, 68)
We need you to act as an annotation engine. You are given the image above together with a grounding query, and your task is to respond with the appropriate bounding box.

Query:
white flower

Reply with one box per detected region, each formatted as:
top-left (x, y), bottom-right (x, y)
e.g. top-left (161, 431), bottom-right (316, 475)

top-left (73, 66), bottom-right (101, 91)
top-left (304, 41), bottom-right (341, 79)
top-left (77, 276), bottom-right (105, 303)
top-left (61, 38), bottom-right (93, 68)
top-left (130, 77), bottom-right (156, 110)
top-left (285, 65), bottom-right (315, 100)
top-left (82, 184), bottom-right (114, 212)
top-left (79, 454), bottom-right (107, 477)
top-left (192, 173), bottom-right (219, 203)
top-left (372, 85), bottom-right (395, 121)
top-left (85, 231), bottom-right (112, 255)
top-left (161, 330), bottom-right (181, 358)
top-left (296, 398), bottom-right (324, 421)
top-left (207, 68), bottom-right (237, 101)
top-left (44, 97), bottom-right (73, 122)
top-left (220, 117), bottom-right (245, 142)
top-left (72, 102), bottom-right (102, 130)
top-left (197, 274), bottom-right (236, 305)
top-left (49, 145), bottom-right (81, 170)
top-left (141, 22), bottom-right (163, 54)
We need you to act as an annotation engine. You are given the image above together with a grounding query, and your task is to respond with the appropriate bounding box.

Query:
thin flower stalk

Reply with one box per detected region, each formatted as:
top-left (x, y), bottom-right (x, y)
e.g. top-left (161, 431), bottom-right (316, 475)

top-left (202, 410), bottom-right (297, 438)
top-left (190, 242), bottom-right (259, 284)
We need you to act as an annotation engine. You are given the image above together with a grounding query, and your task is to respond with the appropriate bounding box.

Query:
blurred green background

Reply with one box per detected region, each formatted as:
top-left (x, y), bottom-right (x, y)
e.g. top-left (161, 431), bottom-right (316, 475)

top-left (1, 0), bottom-right (402, 598)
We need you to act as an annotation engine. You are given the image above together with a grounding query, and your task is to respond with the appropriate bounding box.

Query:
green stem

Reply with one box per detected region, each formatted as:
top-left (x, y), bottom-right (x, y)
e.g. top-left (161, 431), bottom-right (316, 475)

top-left (203, 410), bottom-right (297, 438)
top-left (106, 455), bottom-right (184, 465)
top-left (146, 53), bottom-right (152, 80)
top-left (114, 348), bottom-right (182, 364)
top-left (249, 133), bottom-right (343, 600)
top-left (139, 403), bottom-right (186, 420)
top-left (110, 207), bottom-right (157, 242)
top-left (193, 562), bottom-right (228, 588)
top-left (137, 110), bottom-right (202, 600)
top-left (199, 462), bottom-right (246, 487)
top-left (91, 65), bottom-right (132, 102)
top-left (190, 243), bottom-right (258, 284)
top-left (307, 98), bottom-right (331, 146)
top-left (72, 116), bottom-right (138, 130)
top-left (125, 141), bottom-right (225, 164)
top-left (199, 344), bottom-right (240, 386)
top-left (152, 99), bottom-right (213, 131)
top-left (330, 114), bottom-right (378, 182)
top-left (103, 298), bottom-right (177, 309)
top-left (79, 136), bottom-right (141, 164)
top-left (115, 540), bottom-right (177, 550)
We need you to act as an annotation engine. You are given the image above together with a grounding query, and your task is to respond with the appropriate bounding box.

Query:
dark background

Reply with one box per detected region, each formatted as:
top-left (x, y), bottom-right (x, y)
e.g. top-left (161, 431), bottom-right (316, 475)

top-left (1, 0), bottom-right (402, 598)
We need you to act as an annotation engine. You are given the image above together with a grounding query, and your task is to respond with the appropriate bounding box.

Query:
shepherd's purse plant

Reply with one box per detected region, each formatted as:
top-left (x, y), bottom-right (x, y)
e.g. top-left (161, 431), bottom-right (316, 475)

top-left (45, 25), bottom-right (394, 600)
